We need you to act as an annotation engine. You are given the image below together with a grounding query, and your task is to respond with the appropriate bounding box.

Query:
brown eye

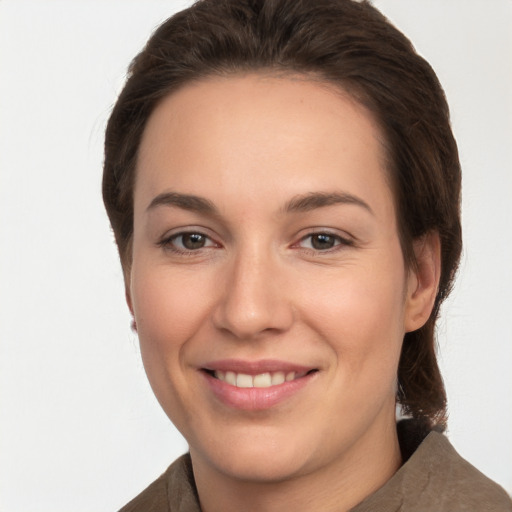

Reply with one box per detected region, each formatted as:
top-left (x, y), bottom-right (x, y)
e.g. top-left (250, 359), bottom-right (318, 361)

top-left (181, 233), bottom-right (207, 250)
top-left (298, 232), bottom-right (352, 252)
top-left (310, 234), bottom-right (338, 250)
top-left (161, 231), bottom-right (217, 252)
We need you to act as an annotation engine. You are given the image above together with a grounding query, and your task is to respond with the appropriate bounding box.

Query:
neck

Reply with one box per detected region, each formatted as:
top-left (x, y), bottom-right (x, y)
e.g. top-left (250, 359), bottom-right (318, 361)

top-left (191, 418), bottom-right (402, 512)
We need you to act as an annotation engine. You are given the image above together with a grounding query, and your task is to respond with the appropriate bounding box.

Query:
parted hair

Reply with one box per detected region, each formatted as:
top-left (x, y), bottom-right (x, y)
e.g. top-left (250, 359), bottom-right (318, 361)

top-left (103, 0), bottom-right (462, 429)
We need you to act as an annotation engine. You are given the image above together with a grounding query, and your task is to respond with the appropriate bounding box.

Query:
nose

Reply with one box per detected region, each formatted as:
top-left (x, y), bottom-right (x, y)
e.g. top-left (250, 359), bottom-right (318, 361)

top-left (212, 247), bottom-right (294, 340)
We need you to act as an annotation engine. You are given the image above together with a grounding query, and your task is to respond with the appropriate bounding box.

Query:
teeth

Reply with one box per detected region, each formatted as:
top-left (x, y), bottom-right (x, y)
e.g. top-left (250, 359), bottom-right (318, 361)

top-left (236, 373), bottom-right (253, 388)
top-left (271, 371), bottom-right (285, 385)
top-left (225, 371), bottom-right (236, 386)
top-left (253, 373), bottom-right (271, 387)
top-left (213, 370), bottom-right (301, 388)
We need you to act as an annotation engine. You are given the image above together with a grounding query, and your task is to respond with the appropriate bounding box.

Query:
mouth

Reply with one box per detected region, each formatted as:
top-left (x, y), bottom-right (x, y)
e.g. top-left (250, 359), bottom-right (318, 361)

top-left (204, 369), bottom-right (317, 388)
top-left (199, 360), bottom-right (319, 410)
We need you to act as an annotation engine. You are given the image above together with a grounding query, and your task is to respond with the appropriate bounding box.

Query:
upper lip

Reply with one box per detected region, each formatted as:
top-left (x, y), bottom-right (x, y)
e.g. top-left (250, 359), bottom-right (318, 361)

top-left (201, 359), bottom-right (317, 375)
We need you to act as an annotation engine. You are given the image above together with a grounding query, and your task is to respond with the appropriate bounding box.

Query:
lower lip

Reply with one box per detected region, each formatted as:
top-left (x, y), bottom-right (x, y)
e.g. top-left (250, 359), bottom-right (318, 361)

top-left (202, 371), bottom-right (317, 410)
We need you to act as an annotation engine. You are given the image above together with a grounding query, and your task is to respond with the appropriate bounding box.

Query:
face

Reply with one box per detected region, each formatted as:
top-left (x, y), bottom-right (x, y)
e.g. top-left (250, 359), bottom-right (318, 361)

top-left (129, 74), bottom-right (426, 484)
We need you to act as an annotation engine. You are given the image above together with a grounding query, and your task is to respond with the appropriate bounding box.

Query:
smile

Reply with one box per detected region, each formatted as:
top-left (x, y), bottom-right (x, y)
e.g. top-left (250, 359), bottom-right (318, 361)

top-left (201, 360), bottom-right (319, 410)
top-left (213, 370), bottom-right (309, 388)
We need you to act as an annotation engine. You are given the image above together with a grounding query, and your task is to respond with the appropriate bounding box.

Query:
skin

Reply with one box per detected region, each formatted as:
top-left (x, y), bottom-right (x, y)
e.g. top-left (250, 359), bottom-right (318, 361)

top-left (128, 74), bottom-right (440, 512)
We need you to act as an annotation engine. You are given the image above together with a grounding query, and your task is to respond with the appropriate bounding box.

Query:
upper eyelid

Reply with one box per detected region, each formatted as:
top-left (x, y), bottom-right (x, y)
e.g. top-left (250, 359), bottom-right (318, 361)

top-left (296, 227), bottom-right (355, 242)
top-left (171, 232), bottom-right (215, 243)
top-left (293, 229), bottom-right (357, 252)
top-left (159, 226), bottom-right (217, 241)
top-left (156, 230), bottom-right (215, 251)
top-left (158, 231), bottom-right (220, 255)
top-left (297, 233), bottom-right (352, 246)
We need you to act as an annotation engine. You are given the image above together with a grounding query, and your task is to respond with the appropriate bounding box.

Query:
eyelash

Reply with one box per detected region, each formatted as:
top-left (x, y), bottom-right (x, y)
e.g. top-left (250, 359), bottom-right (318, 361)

top-left (158, 230), bottom-right (354, 255)
top-left (296, 232), bottom-right (354, 253)
top-left (158, 231), bottom-right (218, 255)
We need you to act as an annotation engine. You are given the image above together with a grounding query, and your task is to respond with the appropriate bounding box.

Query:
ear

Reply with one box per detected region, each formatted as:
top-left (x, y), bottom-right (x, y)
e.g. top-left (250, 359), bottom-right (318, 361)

top-left (124, 269), bottom-right (137, 332)
top-left (125, 286), bottom-right (138, 333)
top-left (125, 286), bottom-right (134, 316)
top-left (404, 231), bottom-right (441, 333)
top-left (123, 261), bottom-right (134, 315)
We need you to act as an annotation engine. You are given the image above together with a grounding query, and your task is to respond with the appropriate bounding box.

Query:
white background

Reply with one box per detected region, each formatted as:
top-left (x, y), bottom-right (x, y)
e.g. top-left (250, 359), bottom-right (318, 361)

top-left (0, 1), bottom-right (510, 510)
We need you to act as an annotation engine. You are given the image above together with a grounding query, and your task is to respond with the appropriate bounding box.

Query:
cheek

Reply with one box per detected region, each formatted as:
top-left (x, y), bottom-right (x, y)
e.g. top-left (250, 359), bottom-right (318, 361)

top-left (300, 256), bottom-right (407, 375)
top-left (130, 266), bottom-right (213, 363)
top-left (129, 266), bottom-right (214, 428)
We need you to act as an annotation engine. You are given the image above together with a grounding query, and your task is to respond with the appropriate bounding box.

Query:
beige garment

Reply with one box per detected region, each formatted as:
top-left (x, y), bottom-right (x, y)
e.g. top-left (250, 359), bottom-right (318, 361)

top-left (118, 431), bottom-right (512, 512)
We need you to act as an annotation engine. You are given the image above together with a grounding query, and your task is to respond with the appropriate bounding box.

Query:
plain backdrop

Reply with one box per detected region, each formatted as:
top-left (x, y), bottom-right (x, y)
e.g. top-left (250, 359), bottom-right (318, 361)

top-left (0, 1), bottom-right (511, 510)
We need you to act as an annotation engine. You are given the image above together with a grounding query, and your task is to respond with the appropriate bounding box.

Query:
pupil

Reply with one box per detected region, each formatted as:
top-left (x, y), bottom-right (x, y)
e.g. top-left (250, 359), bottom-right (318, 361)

top-left (312, 234), bottom-right (335, 250)
top-left (183, 233), bottom-right (205, 249)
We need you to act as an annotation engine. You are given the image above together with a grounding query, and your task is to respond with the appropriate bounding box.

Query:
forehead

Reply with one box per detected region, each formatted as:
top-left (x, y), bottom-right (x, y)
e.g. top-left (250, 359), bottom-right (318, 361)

top-left (135, 73), bottom-right (393, 217)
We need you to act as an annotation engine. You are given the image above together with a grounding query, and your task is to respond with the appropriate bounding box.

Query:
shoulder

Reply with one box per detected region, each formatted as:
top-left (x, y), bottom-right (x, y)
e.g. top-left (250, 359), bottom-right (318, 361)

top-left (393, 431), bottom-right (511, 511)
top-left (117, 454), bottom-right (200, 512)
top-left (416, 432), bottom-right (512, 510)
top-left (352, 429), bottom-right (512, 512)
top-left (117, 470), bottom-right (169, 512)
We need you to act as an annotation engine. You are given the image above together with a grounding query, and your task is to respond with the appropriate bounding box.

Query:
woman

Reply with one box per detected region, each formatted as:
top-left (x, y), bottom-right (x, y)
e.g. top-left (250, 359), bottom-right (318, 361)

top-left (102, 0), bottom-right (511, 510)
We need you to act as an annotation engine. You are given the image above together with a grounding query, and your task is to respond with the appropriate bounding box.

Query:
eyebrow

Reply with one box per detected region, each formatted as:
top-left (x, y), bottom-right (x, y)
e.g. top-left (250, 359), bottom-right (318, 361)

top-left (146, 192), bottom-right (218, 215)
top-left (146, 190), bottom-right (373, 216)
top-left (283, 191), bottom-right (374, 215)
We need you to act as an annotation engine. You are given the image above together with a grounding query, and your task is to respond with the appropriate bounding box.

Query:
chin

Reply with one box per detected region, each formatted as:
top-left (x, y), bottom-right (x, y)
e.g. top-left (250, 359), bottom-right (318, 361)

top-left (210, 452), bottom-right (309, 484)
top-left (190, 425), bottom-right (321, 484)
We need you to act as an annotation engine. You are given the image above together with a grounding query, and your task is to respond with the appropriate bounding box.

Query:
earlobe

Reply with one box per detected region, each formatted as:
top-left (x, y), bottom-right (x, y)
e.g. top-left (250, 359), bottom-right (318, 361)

top-left (125, 283), bottom-right (137, 332)
top-left (404, 231), bottom-right (441, 333)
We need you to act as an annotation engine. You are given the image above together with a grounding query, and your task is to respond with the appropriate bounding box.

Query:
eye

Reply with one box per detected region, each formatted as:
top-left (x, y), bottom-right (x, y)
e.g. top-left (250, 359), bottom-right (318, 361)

top-left (161, 231), bottom-right (217, 252)
top-left (299, 233), bottom-right (352, 251)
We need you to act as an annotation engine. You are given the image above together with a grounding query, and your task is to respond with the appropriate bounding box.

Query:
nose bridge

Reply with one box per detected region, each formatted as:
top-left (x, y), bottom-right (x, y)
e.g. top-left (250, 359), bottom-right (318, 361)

top-left (213, 240), bottom-right (292, 339)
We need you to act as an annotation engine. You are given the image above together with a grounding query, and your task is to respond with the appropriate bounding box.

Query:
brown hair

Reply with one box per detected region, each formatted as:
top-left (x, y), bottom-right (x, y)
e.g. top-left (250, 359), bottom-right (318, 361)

top-left (103, 0), bottom-right (462, 429)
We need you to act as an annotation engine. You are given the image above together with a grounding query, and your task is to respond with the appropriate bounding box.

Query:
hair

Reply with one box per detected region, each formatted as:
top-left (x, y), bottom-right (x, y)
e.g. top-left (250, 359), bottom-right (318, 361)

top-left (103, 0), bottom-right (462, 429)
